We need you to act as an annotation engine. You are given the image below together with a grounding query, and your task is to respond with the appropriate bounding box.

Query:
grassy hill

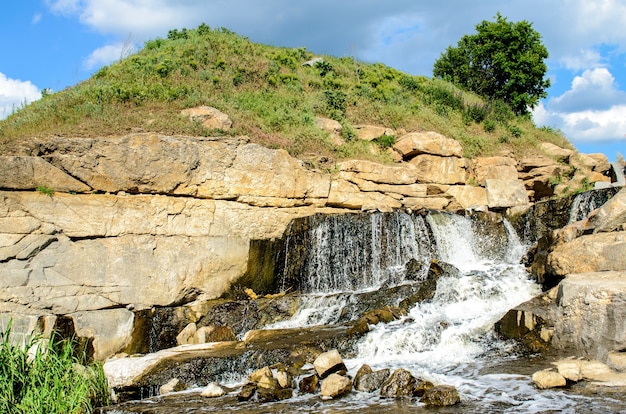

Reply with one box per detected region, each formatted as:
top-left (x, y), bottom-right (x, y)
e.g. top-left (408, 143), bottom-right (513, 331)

top-left (0, 24), bottom-right (572, 164)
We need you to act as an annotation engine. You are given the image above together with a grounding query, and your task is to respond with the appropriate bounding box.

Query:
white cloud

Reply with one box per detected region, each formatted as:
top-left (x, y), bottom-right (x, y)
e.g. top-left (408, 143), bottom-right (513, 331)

top-left (559, 49), bottom-right (604, 71)
top-left (535, 69), bottom-right (626, 142)
top-left (84, 41), bottom-right (136, 70)
top-left (32, 13), bottom-right (43, 24)
top-left (549, 68), bottom-right (626, 112)
top-left (45, 0), bottom-right (82, 15)
top-left (0, 73), bottom-right (41, 120)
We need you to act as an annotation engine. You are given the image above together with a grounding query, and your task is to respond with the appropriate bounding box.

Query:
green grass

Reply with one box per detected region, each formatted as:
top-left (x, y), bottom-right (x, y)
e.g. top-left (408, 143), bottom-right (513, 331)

top-left (0, 24), bottom-right (572, 163)
top-left (0, 322), bottom-right (109, 414)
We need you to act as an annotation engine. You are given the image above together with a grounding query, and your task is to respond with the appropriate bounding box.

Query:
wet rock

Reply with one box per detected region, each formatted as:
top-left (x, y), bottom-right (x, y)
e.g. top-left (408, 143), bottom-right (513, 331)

top-left (249, 366), bottom-right (273, 384)
top-left (420, 384), bottom-right (460, 406)
top-left (414, 379), bottom-right (434, 397)
top-left (313, 349), bottom-right (347, 379)
top-left (299, 374), bottom-right (319, 394)
top-left (380, 368), bottom-right (417, 398)
top-left (194, 325), bottom-right (236, 343)
top-left (354, 364), bottom-right (390, 392)
top-left (237, 383), bottom-right (257, 401)
top-left (320, 373), bottom-right (352, 399)
top-left (532, 369), bottom-right (566, 389)
top-left (201, 382), bottom-right (226, 398)
top-left (159, 378), bottom-right (186, 395)
top-left (176, 323), bottom-right (197, 345)
top-left (257, 386), bottom-right (292, 403)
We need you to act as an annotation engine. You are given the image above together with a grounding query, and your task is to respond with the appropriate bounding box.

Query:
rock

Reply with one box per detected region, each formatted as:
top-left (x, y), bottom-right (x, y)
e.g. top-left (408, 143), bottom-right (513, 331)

top-left (380, 368), bottom-right (417, 398)
top-left (327, 179), bottom-right (402, 211)
top-left (420, 385), bottom-right (460, 406)
top-left (575, 153), bottom-right (601, 170)
top-left (485, 179), bottom-right (529, 208)
top-left (409, 155), bottom-right (468, 185)
top-left (0, 156), bottom-right (91, 193)
top-left (337, 159), bottom-right (418, 185)
top-left (393, 131), bottom-right (463, 159)
top-left (354, 364), bottom-right (390, 392)
top-left (532, 369), bottom-right (567, 389)
top-left (320, 373), bottom-right (352, 399)
top-left (550, 272), bottom-right (626, 361)
top-left (275, 370), bottom-right (291, 389)
top-left (67, 309), bottom-right (135, 361)
top-left (201, 382), bottom-right (226, 398)
top-left (313, 349), bottom-right (347, 379)
top-left (299, 374), bottom-right (319, 394)
top-left (314, 117), bottom-right (342, 143)
top-left (555, 359), bottom-right (584, 382)
top-left (303, 57), bottom-right (323, 67)
top-left (237, 383), bottom-right (257, 401)
top-left (472, 156), bottom-right (518, 185)
top-left (540, 142), bottom-right (574, 163)
top-left (587, 187), bottom-right (626, 233)
top-left (354, 125), bottom-right (392, 141)
top-left (518, 155), bottom-right (560, 172)
top-left (176, 323), bottom-right (197, 345)
top-left (194, 325), bottom-right (236, 343)
top-left (159, 378), bottom-right (186, 395)
top-left (257, 386), bottom-right (292, 403)
top-left (103, 341), bottom-right (246, 389)
top-left (181, 106), bottom-right (232, 130)
top-left (445, 185), bottom-right (488, 210)
top-left (249, 366), bottom-right (274, 384)
top-left (588, 153), bottom-right (611, 173)
top-left (547, 233), bottom-right (626, 276)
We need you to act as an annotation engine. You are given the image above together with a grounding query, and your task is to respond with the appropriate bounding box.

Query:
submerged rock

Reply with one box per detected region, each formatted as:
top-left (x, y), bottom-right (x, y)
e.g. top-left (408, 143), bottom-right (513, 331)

top-left (420, 385), bottom-right (460, 406)
top-left (380, 368), bottom-right (417, 398)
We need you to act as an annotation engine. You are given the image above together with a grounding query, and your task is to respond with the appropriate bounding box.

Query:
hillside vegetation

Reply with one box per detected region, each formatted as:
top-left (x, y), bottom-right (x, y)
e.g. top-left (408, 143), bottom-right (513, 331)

top-left (0, 24), bottom-right (572, 163)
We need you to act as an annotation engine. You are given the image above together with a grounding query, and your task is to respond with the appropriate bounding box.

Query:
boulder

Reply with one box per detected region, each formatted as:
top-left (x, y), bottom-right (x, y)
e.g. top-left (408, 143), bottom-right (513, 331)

top-left (194, 325), bottom-right (236, 343)
top-left (551, 272), bottom-right (626, 361)
top-left (540, 142), bottom-right (574, 163)
top-left (409, 155), bottom-right (469, 185)
top-left (472, 156), bottom-right (518, 185)
top-left (532, 370), bottom-right (566, 389)
top-left (393, 131), bottom-right (463, 159)
top-left (380, 368), bottom-right (417, 398)
top-left (587, 187), bottom-right (626, 233)
top-left (159, 378), bottom-right (187, 395)
top-left (588, 153), bottom-right (611, 173)
top-left (547, 233), bottom-right (626, 276)
top-left (445, 185), bottom-right (488, 210)
top-left (201, 382), bottom-right (227, 398)
top-left (67, 309), bottom-right (135, 361)
top-left (354, 125), bottom-right (393, 141)
top-left (485, 179), bottom-right (529, 208)
top-left (313, 349), bottom-right (347, 379)
top-left (181, 106), bottom-right (232, 130)
top-left (299, 374), bottom-right (319, 394)
top-left (314, 117), bottom-right (342, 134)
top-left (337, 159), bottom-right (418, 185)
top-left (249, 366), bottom-right (274, 384)
top-left (320, 373), bottom-right (352, 399)
top-left (420, 385), bottom-right (460, 406)
top-left (354, 364), bottom-right (390, 392)
top-left (237, 383), bottom-right (257, 401)
top-left (176, 323), bottom-right (197, 346)
top-left (327, 179), bottom-right (402, 211)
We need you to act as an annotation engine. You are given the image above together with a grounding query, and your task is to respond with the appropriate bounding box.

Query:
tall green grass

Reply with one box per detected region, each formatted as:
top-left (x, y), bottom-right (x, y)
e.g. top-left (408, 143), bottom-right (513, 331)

top-left (0, 322), bottom-right (109, 414)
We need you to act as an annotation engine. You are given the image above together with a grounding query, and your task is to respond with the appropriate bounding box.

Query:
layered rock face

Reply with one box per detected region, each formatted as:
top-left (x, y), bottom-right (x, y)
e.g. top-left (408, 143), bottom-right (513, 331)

top-left (0, 131), bottom-right (600, 360)
top-left (498, 187), bottom-right (626, 362)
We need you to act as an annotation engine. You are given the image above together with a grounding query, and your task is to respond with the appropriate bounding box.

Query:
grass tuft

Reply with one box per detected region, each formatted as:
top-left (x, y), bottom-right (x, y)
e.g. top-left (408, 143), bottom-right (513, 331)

top-left (0, 322), bottom-right (109, 414)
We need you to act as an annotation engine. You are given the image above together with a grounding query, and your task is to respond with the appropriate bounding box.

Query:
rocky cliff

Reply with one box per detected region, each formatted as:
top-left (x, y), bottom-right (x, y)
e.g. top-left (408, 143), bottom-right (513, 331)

top-left (0, 130), bottom-right (616, 361)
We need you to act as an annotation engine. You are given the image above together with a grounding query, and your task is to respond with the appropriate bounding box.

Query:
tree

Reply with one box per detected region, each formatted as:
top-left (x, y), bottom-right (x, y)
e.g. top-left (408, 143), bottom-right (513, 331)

top-left (433, 13), bottom-right (550, 116)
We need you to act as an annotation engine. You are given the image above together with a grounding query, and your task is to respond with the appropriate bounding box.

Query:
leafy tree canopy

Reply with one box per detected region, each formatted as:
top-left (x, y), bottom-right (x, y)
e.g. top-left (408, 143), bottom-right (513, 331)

top-left (433, 13), bottom-right (550, 115)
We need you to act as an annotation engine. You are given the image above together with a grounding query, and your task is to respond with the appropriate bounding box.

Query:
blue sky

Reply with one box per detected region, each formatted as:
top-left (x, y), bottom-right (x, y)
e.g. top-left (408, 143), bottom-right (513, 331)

top-left (1, 1), bottom-right (625, 161)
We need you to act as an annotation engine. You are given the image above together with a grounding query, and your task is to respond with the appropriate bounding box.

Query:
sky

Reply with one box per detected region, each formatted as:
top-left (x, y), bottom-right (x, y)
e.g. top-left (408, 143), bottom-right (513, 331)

top-left (1, 1), bottom-right (625, 161)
